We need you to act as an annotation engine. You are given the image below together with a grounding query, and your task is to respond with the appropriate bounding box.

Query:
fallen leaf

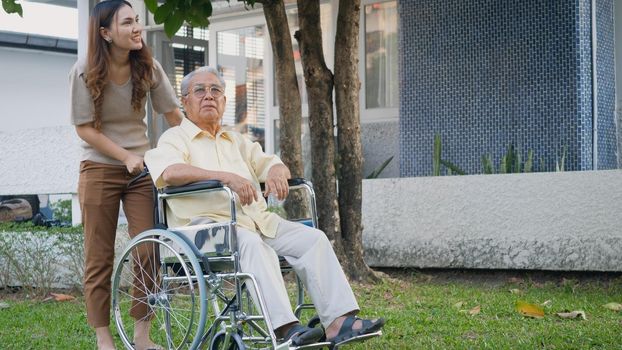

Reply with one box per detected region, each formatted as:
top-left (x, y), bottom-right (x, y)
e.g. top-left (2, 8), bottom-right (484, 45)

top-left (469, 305), bottom-right (481, 316)
top-left (541, 300), bottom-right (552, 307)
top-left (0, 302), bottom-right (9, 309)
top-left (603, 302), bottom-right (622, 312)
top-left (516, 301), bottom-right (544, 318)
top-left (50, 293), bottom-right (75, 302)
top-left (453, 301), bottom-right (465, 309)
top-left (556, 311), bottom-right (586, 320)
top-left (509, 288), bottom-right (521, 294)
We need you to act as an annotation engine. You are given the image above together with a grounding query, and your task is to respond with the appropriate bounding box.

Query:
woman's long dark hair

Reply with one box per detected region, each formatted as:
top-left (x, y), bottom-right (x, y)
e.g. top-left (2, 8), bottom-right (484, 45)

top-left (85, 0), bottom-right (153, 130)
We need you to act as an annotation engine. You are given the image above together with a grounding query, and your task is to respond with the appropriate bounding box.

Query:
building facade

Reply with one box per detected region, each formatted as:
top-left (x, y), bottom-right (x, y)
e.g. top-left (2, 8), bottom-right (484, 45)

top-left (1, 0), bottom-right (621, 203)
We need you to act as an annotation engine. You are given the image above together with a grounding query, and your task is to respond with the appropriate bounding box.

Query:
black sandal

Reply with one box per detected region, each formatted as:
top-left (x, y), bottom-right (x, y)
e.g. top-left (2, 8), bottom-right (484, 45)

top-left (327, 316), bottom-right (385, 345)
top-left (283, 323), bottom-right (325, 346)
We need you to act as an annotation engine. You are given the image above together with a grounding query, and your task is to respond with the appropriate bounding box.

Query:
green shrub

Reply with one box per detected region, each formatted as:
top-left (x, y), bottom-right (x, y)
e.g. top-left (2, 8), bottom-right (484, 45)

top-left (50, 199), bottom-right (72, 223)
top-left (432, 134), bottom-right (567, 176)
top-left (0, 230), bottom-right (84, 294)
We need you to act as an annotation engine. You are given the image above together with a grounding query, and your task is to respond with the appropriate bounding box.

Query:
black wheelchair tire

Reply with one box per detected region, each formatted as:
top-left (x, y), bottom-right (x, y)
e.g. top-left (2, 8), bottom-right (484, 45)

top-left (209, 331), bottom-right (246, 350)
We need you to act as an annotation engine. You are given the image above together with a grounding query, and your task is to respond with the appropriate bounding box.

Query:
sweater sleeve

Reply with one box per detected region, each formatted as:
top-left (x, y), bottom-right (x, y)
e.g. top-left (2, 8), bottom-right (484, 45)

top-left (69, 59), bottom-right (95, 126)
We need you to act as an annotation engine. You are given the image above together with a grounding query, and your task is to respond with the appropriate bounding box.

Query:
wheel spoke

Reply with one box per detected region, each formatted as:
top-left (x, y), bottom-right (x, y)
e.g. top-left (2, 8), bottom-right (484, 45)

top-left (112, 233), bottom-right (206, 350)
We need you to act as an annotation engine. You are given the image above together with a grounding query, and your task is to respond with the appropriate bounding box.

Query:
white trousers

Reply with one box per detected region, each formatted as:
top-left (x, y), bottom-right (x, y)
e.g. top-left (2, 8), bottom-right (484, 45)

top-left (236, 219), bottom-right (359, 329)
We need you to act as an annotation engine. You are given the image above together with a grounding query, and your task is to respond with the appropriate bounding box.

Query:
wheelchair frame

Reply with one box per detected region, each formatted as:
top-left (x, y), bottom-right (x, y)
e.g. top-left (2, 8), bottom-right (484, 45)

top-left (111, 178), bottom-right (334, 350)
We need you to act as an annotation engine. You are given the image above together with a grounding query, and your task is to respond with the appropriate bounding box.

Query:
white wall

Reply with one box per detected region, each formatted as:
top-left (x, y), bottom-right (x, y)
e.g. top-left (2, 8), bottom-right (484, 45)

top-left (363, 170), bottom-right (622, 271)
top-left (0, 47), bottom-right (76, 132)
top-left (0, 46), bottom-right (81, 225)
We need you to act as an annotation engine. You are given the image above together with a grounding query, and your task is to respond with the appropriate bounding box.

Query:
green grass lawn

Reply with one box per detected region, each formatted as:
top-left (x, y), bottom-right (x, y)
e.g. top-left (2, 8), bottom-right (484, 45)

top-left (1, 270), bottom-right (621, 349)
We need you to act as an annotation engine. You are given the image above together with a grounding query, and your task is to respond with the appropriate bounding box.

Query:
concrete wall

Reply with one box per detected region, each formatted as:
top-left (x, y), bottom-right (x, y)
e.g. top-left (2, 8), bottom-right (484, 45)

top-left (0, 47), bottom-right (76, 132)
top-left (362, 170), bottom-right (622, 271)
top-left (0, 126), bottom-right (81, 195)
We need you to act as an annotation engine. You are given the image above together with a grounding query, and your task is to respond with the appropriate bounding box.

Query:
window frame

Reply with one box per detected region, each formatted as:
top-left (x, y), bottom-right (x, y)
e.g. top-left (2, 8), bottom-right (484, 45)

top-left (359, 0), bottom-right (399, 123)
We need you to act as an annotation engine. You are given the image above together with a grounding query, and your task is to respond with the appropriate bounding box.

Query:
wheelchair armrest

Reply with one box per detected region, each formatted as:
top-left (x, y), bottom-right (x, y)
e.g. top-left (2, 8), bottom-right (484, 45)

top-left (162, 180), bottom-right (224, 195)
top-left (259, 178), bottom-right (306, 192)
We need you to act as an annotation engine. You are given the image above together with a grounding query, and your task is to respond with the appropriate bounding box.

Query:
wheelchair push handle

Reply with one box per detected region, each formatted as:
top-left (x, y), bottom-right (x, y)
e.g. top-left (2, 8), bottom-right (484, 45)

top-left (126, 164), bottom-right (150, 188)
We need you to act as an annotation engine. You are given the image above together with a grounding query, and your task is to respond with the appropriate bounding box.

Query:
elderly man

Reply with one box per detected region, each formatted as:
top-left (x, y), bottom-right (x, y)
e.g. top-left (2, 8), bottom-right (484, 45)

top-left (145, 66), bottom-right (384, 346)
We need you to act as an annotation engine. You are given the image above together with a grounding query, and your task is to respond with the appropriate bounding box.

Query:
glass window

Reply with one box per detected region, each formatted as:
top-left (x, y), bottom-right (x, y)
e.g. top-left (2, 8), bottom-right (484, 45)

top-left (217, 26), bottom-right (266, 148)
top-left (164, 26), bottom-right (209, 97)
top-left (365, 1), bottom-right (398, 109)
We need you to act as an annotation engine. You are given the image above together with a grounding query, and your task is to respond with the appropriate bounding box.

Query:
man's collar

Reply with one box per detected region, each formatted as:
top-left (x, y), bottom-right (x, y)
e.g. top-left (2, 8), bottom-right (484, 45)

top-left (180, 118), bottom-right (232, 141)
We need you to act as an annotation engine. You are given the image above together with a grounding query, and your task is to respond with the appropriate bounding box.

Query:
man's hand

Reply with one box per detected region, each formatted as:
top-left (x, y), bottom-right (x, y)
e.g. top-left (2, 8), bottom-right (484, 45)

top-left (264, 164), bottom-right (291, 201)
top-left (123, 153), bottom-right (144, 175)
top-left (224, 173), bottom-right (259, 206)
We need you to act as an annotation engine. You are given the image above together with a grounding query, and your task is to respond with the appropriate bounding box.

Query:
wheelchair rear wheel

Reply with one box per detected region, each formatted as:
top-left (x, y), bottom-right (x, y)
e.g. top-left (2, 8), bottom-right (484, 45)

top-left (112, 229), bottom-right (208, 350)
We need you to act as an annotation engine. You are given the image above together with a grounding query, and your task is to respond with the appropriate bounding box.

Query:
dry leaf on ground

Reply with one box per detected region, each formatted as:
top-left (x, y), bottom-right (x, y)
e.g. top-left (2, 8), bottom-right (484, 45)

top-left (453, 301), bottom-right (465, 309)
top-left (469, 305), bottom-right (481, 316)
top-left (509, 289), bottom-right (521, 294)
top-left (556, 311), bottom-right (586, 320)
top-left (50, 293), bottom-right (75, 302)
top-left (603, 302), bottom-right (622, 311)
top-left (516, 300), bottom-right (544, 318)
top-left (541, 300), bottom-right (552, 307)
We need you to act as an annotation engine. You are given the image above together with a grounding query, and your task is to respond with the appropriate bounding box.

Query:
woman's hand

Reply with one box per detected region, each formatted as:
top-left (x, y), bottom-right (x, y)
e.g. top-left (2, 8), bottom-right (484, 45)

top-left (123, 153), bottom-right (144, 175)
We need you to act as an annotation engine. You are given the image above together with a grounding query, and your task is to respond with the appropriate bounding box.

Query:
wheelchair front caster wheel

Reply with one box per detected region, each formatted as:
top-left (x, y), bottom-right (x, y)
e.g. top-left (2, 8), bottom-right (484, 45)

top-left (210, 331), bottom-right (246, 350)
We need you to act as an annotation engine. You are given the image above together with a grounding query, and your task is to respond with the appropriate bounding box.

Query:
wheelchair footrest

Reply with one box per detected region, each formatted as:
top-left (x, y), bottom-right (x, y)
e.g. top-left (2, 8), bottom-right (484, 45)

top-left (332, 330), bottom-right (382, 349)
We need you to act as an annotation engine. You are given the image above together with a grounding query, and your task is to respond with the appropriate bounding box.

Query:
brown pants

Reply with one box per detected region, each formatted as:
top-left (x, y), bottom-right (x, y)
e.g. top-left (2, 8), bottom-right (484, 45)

top-left (79, 160), bottom-right (156, 328)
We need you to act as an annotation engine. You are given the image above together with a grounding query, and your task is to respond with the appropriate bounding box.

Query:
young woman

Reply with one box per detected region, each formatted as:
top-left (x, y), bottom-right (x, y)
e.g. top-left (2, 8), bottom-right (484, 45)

top-left (69, 1), bottom-right (183, 349)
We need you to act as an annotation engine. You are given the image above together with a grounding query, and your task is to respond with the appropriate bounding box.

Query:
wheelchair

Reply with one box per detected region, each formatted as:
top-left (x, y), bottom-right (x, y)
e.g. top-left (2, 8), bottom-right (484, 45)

top-left (111, 178), bottom-right (382, 350)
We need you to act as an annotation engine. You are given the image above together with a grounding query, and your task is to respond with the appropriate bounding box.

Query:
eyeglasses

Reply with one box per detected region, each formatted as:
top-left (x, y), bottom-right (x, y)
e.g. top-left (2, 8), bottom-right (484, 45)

top-left (189, 84), bottom-right (224, 99)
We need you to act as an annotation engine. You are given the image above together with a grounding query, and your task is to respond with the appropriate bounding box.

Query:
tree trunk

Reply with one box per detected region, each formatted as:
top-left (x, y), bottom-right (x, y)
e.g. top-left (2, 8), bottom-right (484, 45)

top-left (294, 0), bottom-right (343, 257)
top-left (334, 0), bottom-right (377, 282)
top-left (260, 0), bottom-right (304, 179)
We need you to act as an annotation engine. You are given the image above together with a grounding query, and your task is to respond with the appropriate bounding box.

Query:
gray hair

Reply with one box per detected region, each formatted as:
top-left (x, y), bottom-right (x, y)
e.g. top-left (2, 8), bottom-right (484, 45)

top-left (180, 66), bottom-right (226, 96)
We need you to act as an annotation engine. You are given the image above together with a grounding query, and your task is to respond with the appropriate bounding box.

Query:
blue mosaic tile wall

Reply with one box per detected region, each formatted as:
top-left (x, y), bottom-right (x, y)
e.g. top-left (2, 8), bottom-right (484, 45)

top-left (398, 0), bottom-right (617, 176)
top-left (596, 0), bottom-right (617, 169)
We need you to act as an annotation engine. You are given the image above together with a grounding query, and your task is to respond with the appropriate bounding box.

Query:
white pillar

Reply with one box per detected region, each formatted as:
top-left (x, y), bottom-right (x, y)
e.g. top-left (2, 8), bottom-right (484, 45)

top-left (77, 0), bottom-right (93, 60)
top-left (71, 193), bottom-right (81, 227)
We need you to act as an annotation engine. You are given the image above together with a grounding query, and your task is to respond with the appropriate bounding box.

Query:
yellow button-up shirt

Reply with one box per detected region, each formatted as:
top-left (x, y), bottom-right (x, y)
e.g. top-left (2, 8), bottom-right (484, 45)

top-left (145, 118), bottom-right (283, 237)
